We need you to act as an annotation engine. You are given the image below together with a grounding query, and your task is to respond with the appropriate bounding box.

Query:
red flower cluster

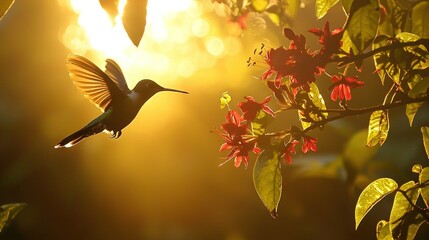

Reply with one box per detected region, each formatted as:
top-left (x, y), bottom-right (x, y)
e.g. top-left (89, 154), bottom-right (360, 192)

top-left (215, 96), bottom-right (277, 167)
top-left (329, 75), bottom-right (364, 101)
top-left (282, 135), bottom-right (318, 164)
top-left (238, 96), bottom-right (275, 122)
top-left (309, 21), bottom-right (343, 57)
top-left (262, 27), bottom-right (326, 92)
top-left (217, 110), bottom-right (261, 168)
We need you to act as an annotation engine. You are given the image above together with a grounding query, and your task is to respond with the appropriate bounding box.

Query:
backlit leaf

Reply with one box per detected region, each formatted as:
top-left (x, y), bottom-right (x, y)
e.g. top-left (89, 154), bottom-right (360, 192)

top-left (355, 178), bottom-right (398, 229)
top-left (122, 0), bottom-right (148, 47)
top-left (411, 164), bottom-right (422, 174)
top-left (376, 220), bottom-right (394, 240)
top-left (367, 110), bottom-right (389, 147)
top-left (251, 0), bottom-right (269, 12)
top-left (373, 35), bottom-right (390, 84)
top-left (315, 0), bottom-right (339, 19)
top-left (419, 167), bottom-right (429, 206)
top-left (345, 0), bottom-right (380, 51)
top-left (398, 210), bottom-right (426, 240)
top-left (421, 127), bottom-right (429, 160)
top-left (412, 1), bottom-right (429, 38)
top-left (220, 91), bottom-right (231, 109)
top-left (0, 203), bottom-right (26, 233)
top-left (285, 0), bottom-right (300, 18)
top-left (0, 0), bottom-right (14, 21)
top-left (341, 0), bottom-right (353, 14)
top-left (253, 150), bottom-right (282, 218)
top-left (298, 83), bottom-right (328, 130)
top-left (251, 111), bottom-right (273, 136)
top-left (385, 0), bottom-right (409, 35)
top-left (406, 77), bottom-right (428, 126)
top-left (389, 181), bottom-right (420, 238)
top-left (340, 30), bottom-right (359, 56)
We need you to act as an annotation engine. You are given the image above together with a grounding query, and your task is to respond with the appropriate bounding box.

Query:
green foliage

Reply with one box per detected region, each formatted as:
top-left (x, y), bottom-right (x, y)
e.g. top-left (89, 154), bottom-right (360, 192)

top-left (389, 181), bottom-right (420, 237)
top-left (355, 178), bottom-right (398, 229)
top-left (253, 149), bottom-right (282, 218)
top-left (220, 91), bottom-right (231, 109)
top-left (0, 0), bottom-right (14, 21)
top-left (345, 0), bottom-right (380, 51)
top-left (315, 0), bottom-right (339, 19)
top-left (366, 110), bottom-right (389, 147)
top-left (251, 111), bottom-right (272, 136)
top-left (0, 203), bottom-right (26, 233)
top-left (251, 0), bottom-right (269, 12)
top-left (419, 167), bottom-right (429, 205)
top-left (412, 1), bottom-right (429, 38)
top-left (356, 166), bottom-right (429, 239)
top-left (421, 127), bottom-right (429, 160)
top-left (297, 83), bottom-right (328, 130)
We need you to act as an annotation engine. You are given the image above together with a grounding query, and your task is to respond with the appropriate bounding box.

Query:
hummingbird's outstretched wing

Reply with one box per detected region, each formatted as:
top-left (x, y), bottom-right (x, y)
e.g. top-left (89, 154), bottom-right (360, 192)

top-left (105, 59), bottom-right (131, 94)
top-left (66, 55), bottom-right (129, 112)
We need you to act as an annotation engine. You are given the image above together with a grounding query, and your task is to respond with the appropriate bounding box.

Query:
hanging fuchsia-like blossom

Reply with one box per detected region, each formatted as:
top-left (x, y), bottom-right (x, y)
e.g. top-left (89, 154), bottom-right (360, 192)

top-left (282, 139), bottom-right (299, 164)
top-left (238, 96), bottom-right (275, 122)
top-left (302, 135), bottom-right (318, 153)
top-left (329, 75), bottom-right (364, 101)
top-left (216, 110), bottom-right (261, 168)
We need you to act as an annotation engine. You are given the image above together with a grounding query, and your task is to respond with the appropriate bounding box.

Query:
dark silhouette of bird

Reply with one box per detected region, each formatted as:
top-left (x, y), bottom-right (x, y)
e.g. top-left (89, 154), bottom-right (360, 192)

top-left (55, 55), bottom-right (188, 148)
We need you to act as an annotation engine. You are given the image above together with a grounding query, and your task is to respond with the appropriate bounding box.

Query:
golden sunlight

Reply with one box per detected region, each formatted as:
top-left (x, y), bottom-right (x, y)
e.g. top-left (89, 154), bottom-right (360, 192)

top-left (59, 0), bottom-right (240, 84)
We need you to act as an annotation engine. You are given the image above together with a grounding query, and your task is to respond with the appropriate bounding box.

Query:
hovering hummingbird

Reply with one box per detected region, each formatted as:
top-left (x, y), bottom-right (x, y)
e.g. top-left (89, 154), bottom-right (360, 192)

top-left (55, 55), bottom-right (188, 148)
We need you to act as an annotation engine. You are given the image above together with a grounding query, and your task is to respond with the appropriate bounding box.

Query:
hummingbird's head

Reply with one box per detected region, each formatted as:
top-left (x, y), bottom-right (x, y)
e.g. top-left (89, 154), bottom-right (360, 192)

top-left (133, 79), bottom-right (189, 96)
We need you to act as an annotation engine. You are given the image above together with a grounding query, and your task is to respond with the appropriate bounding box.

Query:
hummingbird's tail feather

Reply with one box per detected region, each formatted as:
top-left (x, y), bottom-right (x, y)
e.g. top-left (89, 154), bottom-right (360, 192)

top-left (54, 122), bottom-right (105, 148)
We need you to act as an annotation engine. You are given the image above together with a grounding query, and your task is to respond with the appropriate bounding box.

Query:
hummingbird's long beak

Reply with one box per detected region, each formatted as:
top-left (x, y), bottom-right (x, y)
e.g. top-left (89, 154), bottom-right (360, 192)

top-left (162, 88), bottom-right (189, 94)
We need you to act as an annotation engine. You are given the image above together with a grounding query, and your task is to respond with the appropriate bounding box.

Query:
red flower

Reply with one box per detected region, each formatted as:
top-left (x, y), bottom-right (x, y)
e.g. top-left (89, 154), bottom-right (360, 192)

top-left (238, 96), bottom-right (275, 122)
top-left (282, 139), bottom-right (299, 164)
top-left (230, 12), bottom-right (248, 30)
top-left (302, 135), bottom-right (318, 153)
top-left (262, 28), bottom-right (325, 92)
top-left (261, 47), bottom-right (291, 86)
top-left (329, 75), bottom-right (364, 101)
top-left (217, 110), bottom-right (260, 168)
top-left (309, 21), bottom-right (343, 57)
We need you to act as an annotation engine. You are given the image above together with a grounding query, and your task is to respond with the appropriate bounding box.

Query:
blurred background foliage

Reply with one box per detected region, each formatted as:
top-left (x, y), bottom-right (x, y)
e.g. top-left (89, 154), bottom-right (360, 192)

top-left (0, 0), bottom-right (428, 239)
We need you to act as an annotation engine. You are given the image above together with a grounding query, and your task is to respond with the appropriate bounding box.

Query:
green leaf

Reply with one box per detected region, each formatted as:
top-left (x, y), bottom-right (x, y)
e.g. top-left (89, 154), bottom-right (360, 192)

top-left (343, 130), bottom-right (379, 171)
top-left (0, 0), bottom-right (14, 21)
top-left (412, 1), bottom-right (429, 38)
top-left (385, 0), bottom-right (409, 35)
top-left (355, 178), bottom-right (398, 229)
top-left (220, 91), bottom-right (231, 109)
top-left (389, 181), bottom-right (420, 238)
top-left (267, 12), bottom-right (280, 26)
top-left (419, 166), bottom-right (429, 206)
top-left (399, 210), bottom-right (426, 240)
top-left (421, 127), bottom-right (429, 160)
top-left (251, 111), bottom-right (273, 136)
top-left (253, 150), bottom-right (282, 218)
top-left (122, 0), bottom-right (148, 47)
top-left (408, 76), bottom-right (429, 98)
top-left (251, 0), bottom-right (270, 12)
top-left (412, 164), bottom-right (422, 174)
top-left (0, 203), bottom-right (26, 233)
top-left (406, 103), bottom-right (424, 127)
top-left (345, 0), bottom-right (380, 51)
top-left (315, 0), bottom-right (339, 19)
top-left (376, 220), bottom-right (394, 240)
top-left (373, 35), bottom-right (390, 84)
top-left (367, 110), bottom-right (389, 147)
top-left (341, 30), bottom-right (359, 56)
top-left (298, 83), bottom-right (328, 130)
top-left (341, 0), bottom-right (353, 14)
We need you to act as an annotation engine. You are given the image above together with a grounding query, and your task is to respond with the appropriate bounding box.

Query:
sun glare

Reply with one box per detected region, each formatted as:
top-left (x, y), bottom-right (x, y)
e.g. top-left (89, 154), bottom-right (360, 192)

top-left (59, 0), bottom-right (238, 85)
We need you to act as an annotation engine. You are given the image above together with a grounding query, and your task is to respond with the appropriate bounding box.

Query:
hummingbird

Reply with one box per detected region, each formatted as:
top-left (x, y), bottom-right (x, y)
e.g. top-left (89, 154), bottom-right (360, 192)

top-left (55, 55), bottom-right (188, 148)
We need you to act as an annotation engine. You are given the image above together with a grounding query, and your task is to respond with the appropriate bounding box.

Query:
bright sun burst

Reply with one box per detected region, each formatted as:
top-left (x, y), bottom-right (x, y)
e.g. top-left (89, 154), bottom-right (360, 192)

top-left (58, 0), bottom-right (241, 84)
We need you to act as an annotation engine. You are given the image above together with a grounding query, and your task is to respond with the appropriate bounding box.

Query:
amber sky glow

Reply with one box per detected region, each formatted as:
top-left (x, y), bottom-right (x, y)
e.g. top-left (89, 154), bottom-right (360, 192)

top-left (59, 0), bottom-right (242, 87)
